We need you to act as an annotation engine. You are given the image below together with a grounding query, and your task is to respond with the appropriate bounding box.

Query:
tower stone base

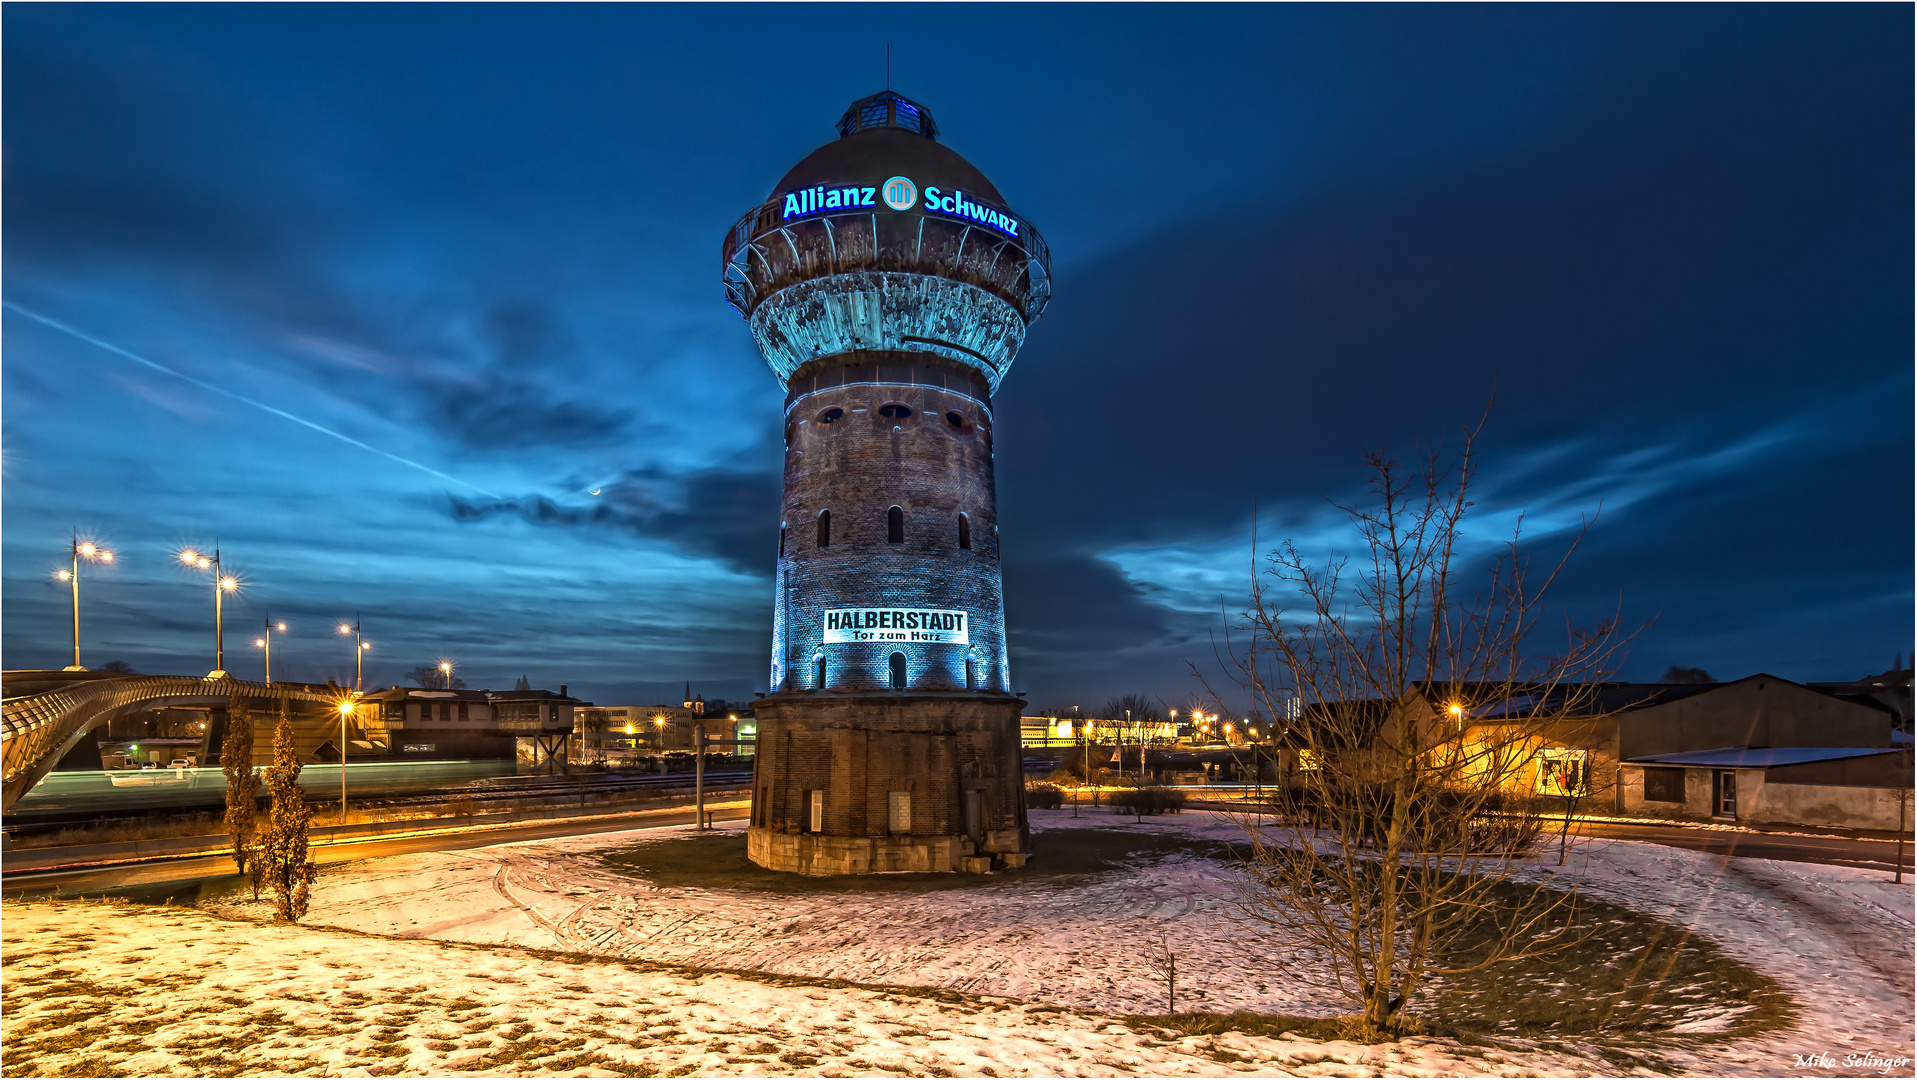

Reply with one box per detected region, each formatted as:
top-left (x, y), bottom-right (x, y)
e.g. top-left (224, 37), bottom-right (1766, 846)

top-left (746, 690), bottom-right (1028, 875)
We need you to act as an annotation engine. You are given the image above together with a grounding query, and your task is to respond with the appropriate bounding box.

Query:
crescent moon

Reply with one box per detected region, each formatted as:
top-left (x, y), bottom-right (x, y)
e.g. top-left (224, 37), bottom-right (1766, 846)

top-left (590, 489), bottom-right (601, 496)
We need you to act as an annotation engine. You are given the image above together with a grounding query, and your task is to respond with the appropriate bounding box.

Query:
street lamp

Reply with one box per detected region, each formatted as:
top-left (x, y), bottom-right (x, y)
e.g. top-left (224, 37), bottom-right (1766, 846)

top-left (438, 660), bottom-right (453, 689)
top-left (335, 696), bottom-right (358, 823)
top-left (55, 529), bottom-right (114, 671)
top-left (336, 617), bottom-right (369, 691)
top-left (179, 546), bottom-right (239, 679)
top-left (253, 615), bottom-right (288, 685)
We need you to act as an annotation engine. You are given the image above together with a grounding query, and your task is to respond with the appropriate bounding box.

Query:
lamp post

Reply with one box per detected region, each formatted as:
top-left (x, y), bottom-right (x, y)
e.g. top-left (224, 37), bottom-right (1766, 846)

top-left (179, 547), bottom-right (238, 679)
top-left (54, 530), bottom-right (114, 671)
top-left (438, 660), bottom-right (453, 689)
top-left (253, 615), bottom-right (288, 685)
top-left (336, 617), bottom-right (369, 691)
top-left (335, 697), bottom-right (356, 823)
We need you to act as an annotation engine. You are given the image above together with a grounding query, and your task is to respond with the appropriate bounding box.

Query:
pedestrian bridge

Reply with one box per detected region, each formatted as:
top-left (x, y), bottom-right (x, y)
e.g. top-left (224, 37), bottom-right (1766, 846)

top-left (1, 670), bottom-right (346, 810)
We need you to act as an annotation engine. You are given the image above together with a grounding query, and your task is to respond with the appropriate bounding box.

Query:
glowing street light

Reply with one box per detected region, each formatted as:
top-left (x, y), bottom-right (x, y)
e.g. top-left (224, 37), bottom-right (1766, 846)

top-left (179, 546), bottom-right (240, 679)
top-left (253, 614), bottom-right (289, 685)
top-left (335, 696), bottom-right (358, 823)
top-left (55, 528), bottom-right (115, 671)
top-left (336, 617), bottom-right (370, 691)
top-left (438, 660), bottom-right (454, 689)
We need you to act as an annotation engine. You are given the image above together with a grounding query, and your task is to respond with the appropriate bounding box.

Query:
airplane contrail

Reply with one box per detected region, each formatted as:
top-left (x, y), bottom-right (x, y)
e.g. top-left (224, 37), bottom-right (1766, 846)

top-left (3, 300), bottom-right (500, 498)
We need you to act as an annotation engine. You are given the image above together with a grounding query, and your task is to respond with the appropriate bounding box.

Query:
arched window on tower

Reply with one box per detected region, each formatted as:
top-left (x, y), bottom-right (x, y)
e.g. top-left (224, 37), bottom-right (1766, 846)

top-left (813, 646), bottom-right (826, 690)
top-left (888, 652), bottom-right (907, 690)
top-left (887, 505), bottom-right (904, 544)
top-left (957, 513), bottom-right (971, 550)
top-left (779, 524), bottom-right (788, 558)
top-left (817, 509), bottom-right (831, 548)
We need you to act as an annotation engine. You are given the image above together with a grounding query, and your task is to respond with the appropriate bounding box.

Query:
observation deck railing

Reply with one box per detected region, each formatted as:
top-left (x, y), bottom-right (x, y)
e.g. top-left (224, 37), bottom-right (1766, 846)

top-left (721, 198), bottom-right (1051, 324)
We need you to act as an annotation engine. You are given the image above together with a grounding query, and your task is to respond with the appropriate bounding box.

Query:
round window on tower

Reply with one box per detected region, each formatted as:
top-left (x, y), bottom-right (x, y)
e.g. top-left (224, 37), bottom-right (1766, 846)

top-left (818, 407), bottom-right (845, 425)
top-left (945, 410), bottom-right (966, 430)
top-left (878, 402), bottom-right (913, 420)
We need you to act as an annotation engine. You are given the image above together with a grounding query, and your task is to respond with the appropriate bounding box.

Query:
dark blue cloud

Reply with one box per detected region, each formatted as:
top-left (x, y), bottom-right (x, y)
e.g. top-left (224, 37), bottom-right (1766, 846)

top-left (2, 4), bottom-right (1907, 708)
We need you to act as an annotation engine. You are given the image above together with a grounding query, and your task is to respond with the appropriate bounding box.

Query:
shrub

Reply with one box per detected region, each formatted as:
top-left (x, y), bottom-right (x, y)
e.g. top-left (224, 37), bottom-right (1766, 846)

top-left (1108, 786), bottom-right (1189, 816)
top-left (257, 711), bottom-right (317, 922)
top-left (1025, 783), bottom-right (1064, 810)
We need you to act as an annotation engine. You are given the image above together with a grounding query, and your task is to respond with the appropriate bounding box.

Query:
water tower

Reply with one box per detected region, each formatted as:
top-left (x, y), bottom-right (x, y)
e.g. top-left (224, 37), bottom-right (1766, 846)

top-left (722, 91), bottom-right (1051, 874)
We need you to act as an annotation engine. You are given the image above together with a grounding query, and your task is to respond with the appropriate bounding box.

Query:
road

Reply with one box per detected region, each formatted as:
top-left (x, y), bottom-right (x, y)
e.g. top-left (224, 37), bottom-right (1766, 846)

top-left (11, 801), bottom-right (1908, 903)
top-left (1572, 818), bottom-right (1914, 873)
top-left (1186, 798), bottom-right (1914, 874)
top-left (2, 801), bottom-right (751, 902)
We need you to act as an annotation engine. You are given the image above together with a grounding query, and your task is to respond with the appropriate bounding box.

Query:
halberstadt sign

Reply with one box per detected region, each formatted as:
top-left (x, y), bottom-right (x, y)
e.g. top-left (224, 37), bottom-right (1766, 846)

top-left (823, 608), bottom-right (969, 645)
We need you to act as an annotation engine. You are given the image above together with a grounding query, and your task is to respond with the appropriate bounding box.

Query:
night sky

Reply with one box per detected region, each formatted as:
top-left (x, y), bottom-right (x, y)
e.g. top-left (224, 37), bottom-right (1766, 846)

top-left (4, 5), bottom-right (1910, 710)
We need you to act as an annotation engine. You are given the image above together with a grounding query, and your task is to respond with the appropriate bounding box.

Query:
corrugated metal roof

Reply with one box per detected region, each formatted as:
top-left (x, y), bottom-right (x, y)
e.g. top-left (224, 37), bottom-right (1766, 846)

top-left (1625, 746), bottom-right (1901, 768)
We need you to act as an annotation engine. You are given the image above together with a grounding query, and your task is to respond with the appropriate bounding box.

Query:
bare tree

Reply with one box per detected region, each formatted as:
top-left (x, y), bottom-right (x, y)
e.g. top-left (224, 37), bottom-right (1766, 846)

top-left (220, 698), bottom-right (259, 880)
top-left (406, 665), bottom-right (466, 690)
top-left (1212, 419), bottom-right (1634, 1034)
top-left (1144, 932), bottom-right (1179, 1014)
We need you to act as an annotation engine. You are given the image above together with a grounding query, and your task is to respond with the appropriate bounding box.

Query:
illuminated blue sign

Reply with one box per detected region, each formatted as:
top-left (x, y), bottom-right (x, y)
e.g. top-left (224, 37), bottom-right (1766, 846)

top-left (778, 176), bottom-right (1022, 240)
top-left (783, 184), bottom-right (878, 219)
top-left (922, 187), bottom-right (1019, 238)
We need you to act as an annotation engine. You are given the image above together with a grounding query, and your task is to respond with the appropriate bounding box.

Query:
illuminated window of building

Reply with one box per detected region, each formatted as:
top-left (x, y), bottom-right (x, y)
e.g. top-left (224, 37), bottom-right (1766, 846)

top-left (1535, 748), bottom-right (1591, 797)
top-left (889, 652), bottom-right (907, 689)
top-left (957, 513), bottom-right (971, 550)
top-left (807, 789), bottom-right (824, 833)
top-left (887, 505), bottom-right (904, 544)
top-left (817, 509), bottom-right (831, 548)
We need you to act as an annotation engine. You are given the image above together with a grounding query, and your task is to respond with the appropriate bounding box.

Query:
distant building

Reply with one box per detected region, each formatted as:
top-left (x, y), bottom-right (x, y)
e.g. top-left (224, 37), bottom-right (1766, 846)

top-left (351, 683), bottom-right (581, 771)
top-left (1439, 671), bottom-right (1911, 831)
top-left (572, 686), bottom-right (754, 764)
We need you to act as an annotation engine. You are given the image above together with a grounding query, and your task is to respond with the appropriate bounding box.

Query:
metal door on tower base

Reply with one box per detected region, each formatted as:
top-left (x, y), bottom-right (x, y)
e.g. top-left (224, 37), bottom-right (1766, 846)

top-left (963, 789), bottom-right (982, 842)
top-left (1713, 770), bottom-right (1737, 818)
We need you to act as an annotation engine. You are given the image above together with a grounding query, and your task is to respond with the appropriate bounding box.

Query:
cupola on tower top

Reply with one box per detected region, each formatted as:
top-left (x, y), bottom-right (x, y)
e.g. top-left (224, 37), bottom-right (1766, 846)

top-left (722, 90), bottom-right (1050, 394)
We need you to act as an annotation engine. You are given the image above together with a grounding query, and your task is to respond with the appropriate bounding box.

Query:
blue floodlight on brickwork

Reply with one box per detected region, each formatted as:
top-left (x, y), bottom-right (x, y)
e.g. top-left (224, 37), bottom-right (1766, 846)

top-left (722, 91), bottom-right (1048, 875)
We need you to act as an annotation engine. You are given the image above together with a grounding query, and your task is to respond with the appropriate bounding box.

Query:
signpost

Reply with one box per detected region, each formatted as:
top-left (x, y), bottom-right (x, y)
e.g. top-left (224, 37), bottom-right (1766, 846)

top-left (693, 722), bottom-right (751, 830)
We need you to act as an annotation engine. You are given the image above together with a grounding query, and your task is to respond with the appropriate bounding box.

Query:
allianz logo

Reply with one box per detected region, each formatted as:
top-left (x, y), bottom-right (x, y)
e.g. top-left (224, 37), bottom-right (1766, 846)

top-left (779, 175), bottom-right (1021, 240)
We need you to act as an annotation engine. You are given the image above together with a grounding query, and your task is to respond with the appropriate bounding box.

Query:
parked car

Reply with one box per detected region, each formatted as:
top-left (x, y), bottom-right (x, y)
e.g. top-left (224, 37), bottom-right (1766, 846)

top-left (168, 757), bottom-right (196, 769)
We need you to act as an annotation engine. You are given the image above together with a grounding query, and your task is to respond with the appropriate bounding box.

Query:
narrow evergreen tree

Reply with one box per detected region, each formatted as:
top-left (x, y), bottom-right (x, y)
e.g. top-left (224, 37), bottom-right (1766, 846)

top-left (257, 707), bottom-right (316, 922)
top-left (221, 697), bottom-right (260, 878)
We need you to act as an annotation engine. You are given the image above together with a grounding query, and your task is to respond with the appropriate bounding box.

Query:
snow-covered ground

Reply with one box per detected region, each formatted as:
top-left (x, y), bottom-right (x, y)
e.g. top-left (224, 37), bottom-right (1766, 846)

top-left (4, 900), bottom-right (1622, 1077)
top-left (5, 809), bottom-right (1911, 1077)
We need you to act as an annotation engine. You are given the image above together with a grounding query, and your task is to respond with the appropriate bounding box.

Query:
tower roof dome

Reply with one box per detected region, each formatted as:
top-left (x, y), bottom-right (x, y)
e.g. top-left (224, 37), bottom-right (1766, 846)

top-left (770, 91), bottom-right (1004, 204)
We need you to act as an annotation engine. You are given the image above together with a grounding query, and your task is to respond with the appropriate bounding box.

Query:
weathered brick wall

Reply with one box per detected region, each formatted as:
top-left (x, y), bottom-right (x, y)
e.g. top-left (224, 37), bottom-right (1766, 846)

top-left (749, 693), bottom-right (1027, 855)
top-left (769, 355), bottom-right (1009, 694)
